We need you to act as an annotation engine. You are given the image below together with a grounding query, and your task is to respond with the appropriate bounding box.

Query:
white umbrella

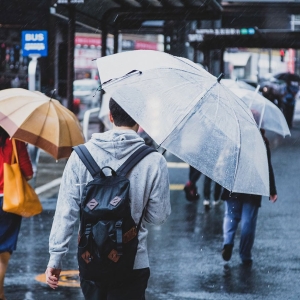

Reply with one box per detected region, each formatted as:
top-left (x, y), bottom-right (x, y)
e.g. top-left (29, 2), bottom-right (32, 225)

top-left (221, 79), bottom-right (256, 91)
top-left (96, 50), bottom-right (270, 196)
top-left (229, 87), bottom-right (290, 137)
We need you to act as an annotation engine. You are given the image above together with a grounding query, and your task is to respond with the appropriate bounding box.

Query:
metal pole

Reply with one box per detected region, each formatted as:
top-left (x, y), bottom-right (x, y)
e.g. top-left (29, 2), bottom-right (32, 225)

top-left (101, 23), bottom-right (107, 57)
top-left (220, 48), bottom-right (225, 74)
top-left (257, 49), bottom-right (261, 83)
top-left (114, 27), bottom-right (119, 54)
top-left (67, 1), bottom-right (75, 112)
top-left (268, 49), bottom-right (272, 74)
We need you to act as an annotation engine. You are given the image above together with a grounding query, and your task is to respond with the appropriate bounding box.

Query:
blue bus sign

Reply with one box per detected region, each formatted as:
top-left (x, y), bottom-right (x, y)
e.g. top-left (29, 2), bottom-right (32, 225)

top-left (22, 31), bottom-right (48, 57)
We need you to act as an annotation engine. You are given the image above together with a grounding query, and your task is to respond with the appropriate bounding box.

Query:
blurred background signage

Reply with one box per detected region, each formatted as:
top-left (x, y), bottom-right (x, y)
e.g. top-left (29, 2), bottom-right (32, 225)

top-left (188, 28), bottom-right (256, 42)
top-left (21, 31), bottom-right (48, 57)
top-left (57, 0), bottom-right (84, 3)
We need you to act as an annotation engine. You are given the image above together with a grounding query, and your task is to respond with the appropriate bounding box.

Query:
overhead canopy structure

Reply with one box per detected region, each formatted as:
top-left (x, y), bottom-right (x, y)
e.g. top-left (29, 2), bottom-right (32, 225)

top-left (189, 30), bottom-right (300, 50)
top-left (52, 0), bottom-right (222, 32)
top-left (222, 0), bottom-right (300, 29)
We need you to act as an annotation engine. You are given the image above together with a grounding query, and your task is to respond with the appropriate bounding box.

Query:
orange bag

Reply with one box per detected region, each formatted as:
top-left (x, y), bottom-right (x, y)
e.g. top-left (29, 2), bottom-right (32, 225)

top-left (3, 139), bottom-right (42, 217)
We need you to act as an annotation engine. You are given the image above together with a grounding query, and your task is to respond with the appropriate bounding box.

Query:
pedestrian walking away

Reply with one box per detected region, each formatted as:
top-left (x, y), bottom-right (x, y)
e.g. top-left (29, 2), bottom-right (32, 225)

top-left (202, 176), bottom-right (223, 209)
top-left (0, 127), bottom-right (33, 300)
top-left (282, 79), bottom-right (299, 128)
top-left (45, 98), bottom-right (171, 299)
top-left (184, 166), bottom-right (201, 201)
top-left (221, 128), bottom-right (277, 266)
top-left (184, 167), bottom-right (222, 209)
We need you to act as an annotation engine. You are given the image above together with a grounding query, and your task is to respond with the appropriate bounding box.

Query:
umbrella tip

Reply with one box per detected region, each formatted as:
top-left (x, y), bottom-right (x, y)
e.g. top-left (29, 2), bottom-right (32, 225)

top-left (50, 89), bottom-right (56, 100)
top-left (217, 73), bottom-right (224, 83)
top-left (93, 84), bottom-right (102, 98)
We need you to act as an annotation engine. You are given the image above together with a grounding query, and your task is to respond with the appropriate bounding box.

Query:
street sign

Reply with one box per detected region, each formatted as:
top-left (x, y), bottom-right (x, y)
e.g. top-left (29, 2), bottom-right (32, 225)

top-left (188, 28), bottom-right (256, 42)
top-left (22, 31), bottom-right (48, 57)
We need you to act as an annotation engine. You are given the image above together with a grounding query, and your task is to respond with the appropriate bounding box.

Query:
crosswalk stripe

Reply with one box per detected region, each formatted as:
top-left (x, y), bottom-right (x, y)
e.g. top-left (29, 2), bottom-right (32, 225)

top-left (170, 184), bottom-right (184, 190)
top-left (167, 162), bottom-right (189, 168)
top-left (35, 163), bottom-right (188, 195)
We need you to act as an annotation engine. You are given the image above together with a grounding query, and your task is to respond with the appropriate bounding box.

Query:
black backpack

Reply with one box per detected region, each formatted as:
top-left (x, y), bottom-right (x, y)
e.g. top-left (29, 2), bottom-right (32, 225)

top-left (73, 144), bottom-right (156, 285)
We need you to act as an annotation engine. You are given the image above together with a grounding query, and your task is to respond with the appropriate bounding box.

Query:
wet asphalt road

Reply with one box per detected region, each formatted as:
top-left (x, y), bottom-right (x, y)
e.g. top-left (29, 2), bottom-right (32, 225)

top-left (3, 101), bottom-right (300, 300)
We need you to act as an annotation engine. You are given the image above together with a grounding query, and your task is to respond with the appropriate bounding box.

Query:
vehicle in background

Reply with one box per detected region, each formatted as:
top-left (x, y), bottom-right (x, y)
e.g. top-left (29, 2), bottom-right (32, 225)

top-left (259, 74), bottom-right (286, 109)
top-left (73, 79), bottom-right (101, 121)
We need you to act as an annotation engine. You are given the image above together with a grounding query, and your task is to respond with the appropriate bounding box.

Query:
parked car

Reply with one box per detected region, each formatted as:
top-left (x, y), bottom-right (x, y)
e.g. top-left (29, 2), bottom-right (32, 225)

top-left (73, 79), bottom-right (101, 121)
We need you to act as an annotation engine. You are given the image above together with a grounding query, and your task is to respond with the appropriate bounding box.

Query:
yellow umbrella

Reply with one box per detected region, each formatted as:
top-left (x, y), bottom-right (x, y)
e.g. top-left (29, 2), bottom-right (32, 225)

top-left (0, 88), bottom-right (85, 159)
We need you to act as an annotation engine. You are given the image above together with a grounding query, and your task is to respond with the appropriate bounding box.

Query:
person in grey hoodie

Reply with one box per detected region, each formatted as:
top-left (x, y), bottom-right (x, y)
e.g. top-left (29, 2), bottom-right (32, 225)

top-left (45, 98), bottom-right (171, 299)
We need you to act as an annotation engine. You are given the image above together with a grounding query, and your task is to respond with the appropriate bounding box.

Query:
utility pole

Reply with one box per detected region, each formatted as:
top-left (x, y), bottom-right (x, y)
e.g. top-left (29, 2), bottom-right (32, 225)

top-left (67, 0), bottom-right (75, 112)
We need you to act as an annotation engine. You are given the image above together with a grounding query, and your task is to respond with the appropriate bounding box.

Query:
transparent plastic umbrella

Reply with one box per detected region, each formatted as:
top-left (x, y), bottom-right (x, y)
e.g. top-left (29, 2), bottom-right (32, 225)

top-left (221, 79), bottom-right (256, 91)
top-left (228, 88), bottom-right (291, 137)
top-left (96, 50), bottom-right (270, 196)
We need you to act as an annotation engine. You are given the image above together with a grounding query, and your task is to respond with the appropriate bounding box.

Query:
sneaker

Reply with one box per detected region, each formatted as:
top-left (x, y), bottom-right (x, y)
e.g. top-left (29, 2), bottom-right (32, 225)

top-left (203, 199), bottom-right (210, 209)
top-left (184, 182), bottom-right (199, 201)
top-left (242, 259), bottom-right (253, 266)
top-left (213, 200), bottom-right (222, 206)
top-left (222, 244), bottom-right (233, 261)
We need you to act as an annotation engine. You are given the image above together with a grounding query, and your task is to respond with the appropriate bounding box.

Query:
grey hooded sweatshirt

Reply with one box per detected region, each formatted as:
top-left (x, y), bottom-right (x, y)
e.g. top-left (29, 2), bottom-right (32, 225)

top-left (48, 129), bottom-right (171, 270)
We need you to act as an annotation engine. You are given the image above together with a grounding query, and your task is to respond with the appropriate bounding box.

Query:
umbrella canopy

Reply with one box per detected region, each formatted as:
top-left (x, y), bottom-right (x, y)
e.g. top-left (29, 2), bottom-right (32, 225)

top-left (97, 50), bottom-right (270, 196)
top-left (221, 79), bottom-right (256, 91)
top-left (0, 88), bottom-right (85, 159)
top-left (273, 72), bottom-right (300, 82)
top-left (228, 88), bottom-right (290, 137)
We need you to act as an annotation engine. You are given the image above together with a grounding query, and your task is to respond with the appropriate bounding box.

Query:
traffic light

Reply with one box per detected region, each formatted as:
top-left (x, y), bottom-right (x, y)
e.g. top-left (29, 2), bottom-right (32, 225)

top-left (280, 49), bottom-right (285, 62)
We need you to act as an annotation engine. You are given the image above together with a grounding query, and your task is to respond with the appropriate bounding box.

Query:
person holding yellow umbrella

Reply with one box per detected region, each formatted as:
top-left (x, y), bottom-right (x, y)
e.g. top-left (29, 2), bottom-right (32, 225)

top-left (0, 127), bottom-right (33, 300)
top-left (0, 88), bottom-right (84, 300)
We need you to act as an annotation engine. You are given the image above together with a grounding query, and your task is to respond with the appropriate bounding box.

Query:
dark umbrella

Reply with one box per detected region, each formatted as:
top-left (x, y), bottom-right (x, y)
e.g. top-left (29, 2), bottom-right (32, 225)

top-left (274, 72), bottom-right (300, 82)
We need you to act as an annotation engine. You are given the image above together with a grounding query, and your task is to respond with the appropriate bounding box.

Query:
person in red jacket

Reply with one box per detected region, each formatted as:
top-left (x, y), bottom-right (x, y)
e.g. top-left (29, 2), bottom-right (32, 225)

top-left (0, 127), bottom-right (33, 300)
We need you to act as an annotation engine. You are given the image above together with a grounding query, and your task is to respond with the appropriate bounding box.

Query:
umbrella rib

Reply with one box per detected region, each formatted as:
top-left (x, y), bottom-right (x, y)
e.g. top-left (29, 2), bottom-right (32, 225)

top-left (103, 67), bottom-right (207, 89)
top-left (158, 80), bottom-right (218, 147)
top-left (34, 100), bottom-right (52, 146)
top-left (223, 85), bottom-right (242, 193)
top-left (54, 101), bottom-right (74, 145)
top-left (0, 98), bottom-right (46, 122)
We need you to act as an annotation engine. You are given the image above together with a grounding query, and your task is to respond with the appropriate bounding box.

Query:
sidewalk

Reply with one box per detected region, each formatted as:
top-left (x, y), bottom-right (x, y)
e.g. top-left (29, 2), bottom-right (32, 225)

top-left (3, 99), bottom-right (300, 300)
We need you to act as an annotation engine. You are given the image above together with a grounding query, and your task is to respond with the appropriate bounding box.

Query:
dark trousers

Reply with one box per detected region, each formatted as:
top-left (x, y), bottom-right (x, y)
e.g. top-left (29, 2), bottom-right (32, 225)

top-left (189, 166), bottom-right (201, 184)
top-left (203, 177), bottom-right (222, 200)
top-left (80, 268), bottom-right (150, 300)
top-left (283, 104), bottom-right (295, 128)
top-left (189, 167), bottom-right (222, 200)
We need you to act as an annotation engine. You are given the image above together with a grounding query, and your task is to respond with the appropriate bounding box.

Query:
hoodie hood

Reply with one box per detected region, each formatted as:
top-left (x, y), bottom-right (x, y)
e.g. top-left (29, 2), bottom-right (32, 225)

top-left (89, 129), bottom-right (145, 160)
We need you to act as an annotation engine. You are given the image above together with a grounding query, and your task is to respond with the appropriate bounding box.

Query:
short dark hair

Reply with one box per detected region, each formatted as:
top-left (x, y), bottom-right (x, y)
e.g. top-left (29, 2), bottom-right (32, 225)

top-left (109, 98), bottom-right (137, 127)
top-left (0, 126), bottom-right (9, 149)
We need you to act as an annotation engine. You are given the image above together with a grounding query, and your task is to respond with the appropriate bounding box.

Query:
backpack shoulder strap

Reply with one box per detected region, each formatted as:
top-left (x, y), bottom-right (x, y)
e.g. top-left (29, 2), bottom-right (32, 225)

top-left (117, 145), bottom-right (157, 177)
top-left (73, 145), bottom-right (103, 178)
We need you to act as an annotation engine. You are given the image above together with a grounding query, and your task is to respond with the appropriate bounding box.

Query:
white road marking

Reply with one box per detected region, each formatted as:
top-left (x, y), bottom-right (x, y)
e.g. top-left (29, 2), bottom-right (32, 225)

top-left (35, 162), bottom-right (188, 195)
top-left (167, 162), bottom-right (189, 168)
top-left (35, 177), bottom-right (62, 195)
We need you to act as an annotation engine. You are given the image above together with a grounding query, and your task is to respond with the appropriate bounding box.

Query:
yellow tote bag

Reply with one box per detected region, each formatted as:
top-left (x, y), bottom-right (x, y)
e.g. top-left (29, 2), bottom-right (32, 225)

top-left (3, 139), bottom-right (42, 217)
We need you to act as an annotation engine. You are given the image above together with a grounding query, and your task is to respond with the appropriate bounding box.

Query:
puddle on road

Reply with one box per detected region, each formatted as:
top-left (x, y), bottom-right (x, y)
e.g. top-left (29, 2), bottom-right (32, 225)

top-left (35, 270), bottom-right (80, 287)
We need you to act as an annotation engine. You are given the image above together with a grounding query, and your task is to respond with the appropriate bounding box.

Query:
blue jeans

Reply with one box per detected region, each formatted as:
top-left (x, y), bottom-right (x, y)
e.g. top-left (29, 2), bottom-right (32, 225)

top-left (223, 199), bottom-right (259, 262)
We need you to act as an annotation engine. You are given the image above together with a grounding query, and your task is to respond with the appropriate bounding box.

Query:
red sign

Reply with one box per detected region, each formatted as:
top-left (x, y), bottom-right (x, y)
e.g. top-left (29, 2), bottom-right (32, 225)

top-left (75, 36), bottom-right (101, 47)
top-left (135, 41), bottom-right (157, 50)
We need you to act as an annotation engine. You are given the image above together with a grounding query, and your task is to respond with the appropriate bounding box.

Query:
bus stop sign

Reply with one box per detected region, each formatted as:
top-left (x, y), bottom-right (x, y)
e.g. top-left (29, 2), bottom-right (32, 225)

top-left (22, 30), bottom-right (48, 57)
